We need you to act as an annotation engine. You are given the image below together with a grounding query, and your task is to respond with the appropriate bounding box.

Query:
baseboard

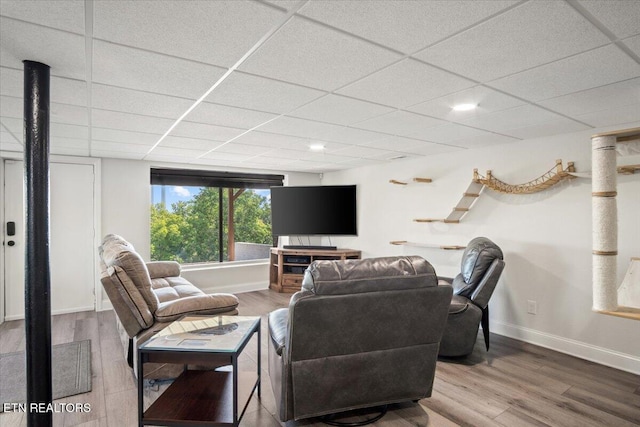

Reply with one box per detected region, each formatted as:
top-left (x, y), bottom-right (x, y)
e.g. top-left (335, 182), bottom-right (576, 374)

top-left (201, 281), bottom-right (269, 295)
top-left (492, 320), bottom-right (640, 375)
top-left (4, 305), bottom-right (96, 321)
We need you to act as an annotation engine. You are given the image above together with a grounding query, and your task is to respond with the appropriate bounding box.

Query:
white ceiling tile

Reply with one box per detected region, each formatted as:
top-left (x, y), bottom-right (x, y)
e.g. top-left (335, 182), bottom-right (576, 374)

top-left (51, 146), bottom-right (89, 156)
top-left (574, 103), bottom-right (640, 128)
top-left (186, 102), bottom-right (278, 129)
top-left (442, 133), bottom-right (518, 149)
top-left (91, 140), bottom-right (151, 153)
top-left (337, 157), bottom-right (385, 168)
top-left (299, 0), bottom-right (516, 53)
top-left (338, 59), bottom-right (475, 108)
top-left (201, 152), bottom-right (255, 162)
top-left (92, 84), bottom-right (193, 119)
top-left (578, 0), bottom-right (640, 39)
top-left (506, 118), bottom-right (590, 140)
top-left (50, 103), bottom-right (88, 126)
top-left (245, 155), bottom-right (298, 166)
top-left (321, 126), bottom-right (389, 145)
top-left (295, 152), bottom-right (360, 163)
top-left (259, 148), bottom-right (305, 160)
top-left (239, 16), bottom-right (402, 91)
top-left (0, 95), bottom-right (21, 118)
top-left (1, 67), bottom-right (88, 106)
top-left (414, 1), bottom-right (610, 82)
top-left (91, 150), bottom-right (144, 160)
top-left (539, 78), bottom-right (640, 117)
top-left (0, 141), bottom-right (22, 152)
top-left (257, 116), bottom-right (345, 140)
top-left (623, 34), bottom-right (640, 57)
top-left (0, 117), bottom-right (21, 135)
top-left (214, 143), bottom-right (271, 156)
top-left (233, 130), bottom-right (312, 149)
top-left (407, 85), bottom-right (525, 120)
top-left (92, 128), bottom-right (159, 146)
top-left (489, 45), bottom-right (640, 101)
top-left (360, 135), bottom-right (431, 151)
top-left (92, 109), bottom-right (174, 134)
top-left (204, 72), bottom-right (325, 114)
top-left (51, 123), bottom-right (88, 139)
top-left (160, 136), bottom-right (222, 151)
top-left (398, 142), bottom-right (463, 156)
top-left (1, 129), bottom-right (18, 143)
top-left (93, 41), bottom-right (225, 98)
top-left (0, 17), bottom-right (86, 80)
top-left (0, 1), bottom-right (85, 34)
top-left (332, 145), bottom-right (395, 159)
top-left (94, 0), bottom-right (285, 67)
top-left (150, 146), bottom-right (208, 158)
top-left (459, 104), bottom-right (570, 134)
top-left (354, 111), bottom-right (445, 138)
top-left (417, 123), bottom-right (502, 145)
top-left (171, 121), bottom-right (245, 142)
top-left (289, 94), bottom-right (394, 125)
top-left (51, 136), bottom-right (88, 149)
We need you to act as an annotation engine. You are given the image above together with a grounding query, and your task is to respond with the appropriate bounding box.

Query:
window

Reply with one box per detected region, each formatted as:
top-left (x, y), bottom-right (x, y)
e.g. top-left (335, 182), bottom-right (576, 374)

top-left (150, 168), bottom-right (284, 264)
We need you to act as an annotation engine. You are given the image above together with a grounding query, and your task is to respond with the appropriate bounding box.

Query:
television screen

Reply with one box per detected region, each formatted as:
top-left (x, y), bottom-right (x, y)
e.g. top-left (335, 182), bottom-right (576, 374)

top-left (270, 185), bottom-right (357, 236)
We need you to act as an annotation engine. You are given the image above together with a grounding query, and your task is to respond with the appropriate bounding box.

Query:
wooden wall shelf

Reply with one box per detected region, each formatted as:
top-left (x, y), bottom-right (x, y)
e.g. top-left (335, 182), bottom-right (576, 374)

top-left (390, 241), bottom-right (466, 250)
top-left (389, 177), bottom-right (432, 185)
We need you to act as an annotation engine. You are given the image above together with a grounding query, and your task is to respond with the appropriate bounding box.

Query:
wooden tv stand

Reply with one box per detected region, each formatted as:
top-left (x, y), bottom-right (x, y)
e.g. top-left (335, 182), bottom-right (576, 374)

top-left (269, 248), bottom-right (361, 293)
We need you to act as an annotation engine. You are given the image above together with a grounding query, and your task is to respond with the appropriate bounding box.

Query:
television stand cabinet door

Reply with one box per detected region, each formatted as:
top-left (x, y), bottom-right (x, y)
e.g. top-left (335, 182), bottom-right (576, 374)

top-left (269, 248), bottom-right (361, 293)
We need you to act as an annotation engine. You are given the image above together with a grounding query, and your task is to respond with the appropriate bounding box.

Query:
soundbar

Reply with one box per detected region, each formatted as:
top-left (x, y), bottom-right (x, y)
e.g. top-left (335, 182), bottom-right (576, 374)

top-left (283, 245), bottom-right (337, 250)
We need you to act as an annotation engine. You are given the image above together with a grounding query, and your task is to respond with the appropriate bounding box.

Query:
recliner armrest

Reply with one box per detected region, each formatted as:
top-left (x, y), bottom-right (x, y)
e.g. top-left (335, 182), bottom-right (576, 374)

top-left (269, 308), bottom-right (288, 356)
top-left (437, 276), bottom-right (454, 285)
top-left (154, 293), bottom-right (239, 322)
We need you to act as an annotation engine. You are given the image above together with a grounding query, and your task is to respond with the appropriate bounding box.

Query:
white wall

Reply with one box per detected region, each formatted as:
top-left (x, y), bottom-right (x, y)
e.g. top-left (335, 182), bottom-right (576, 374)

top-left (100, 158), bottom-right (321, 306)
top-left (322, 123), bottom-right (640, 374)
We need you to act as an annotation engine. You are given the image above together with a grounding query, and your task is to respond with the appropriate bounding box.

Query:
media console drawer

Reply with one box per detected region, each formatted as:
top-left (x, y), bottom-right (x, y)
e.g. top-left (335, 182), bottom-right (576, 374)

top-left (283, 276), bottom-right (303, 287)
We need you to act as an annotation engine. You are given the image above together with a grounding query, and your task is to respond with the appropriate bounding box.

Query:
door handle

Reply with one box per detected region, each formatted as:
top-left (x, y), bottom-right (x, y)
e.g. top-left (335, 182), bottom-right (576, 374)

top-left (7, 221), bottom-right (15, 236)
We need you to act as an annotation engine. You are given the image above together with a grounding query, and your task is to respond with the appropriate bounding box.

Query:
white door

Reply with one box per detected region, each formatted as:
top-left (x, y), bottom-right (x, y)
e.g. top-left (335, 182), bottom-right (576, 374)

top-left (3, 159), bottom-right (96, 320)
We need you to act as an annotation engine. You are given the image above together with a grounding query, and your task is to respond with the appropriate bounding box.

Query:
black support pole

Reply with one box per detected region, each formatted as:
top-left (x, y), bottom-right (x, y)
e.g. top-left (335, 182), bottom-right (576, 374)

top-left (23, 60), bottom-right (53, 427)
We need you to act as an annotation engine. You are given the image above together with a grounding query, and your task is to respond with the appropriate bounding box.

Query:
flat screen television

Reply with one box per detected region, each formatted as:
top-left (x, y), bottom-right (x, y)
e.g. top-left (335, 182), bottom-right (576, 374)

top-left (270, 185), bottom-right (357, 237)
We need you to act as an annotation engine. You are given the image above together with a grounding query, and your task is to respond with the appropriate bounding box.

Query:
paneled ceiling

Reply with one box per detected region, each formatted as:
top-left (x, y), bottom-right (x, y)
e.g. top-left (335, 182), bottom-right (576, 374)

top-left (1, 0), bottom-right (639, 173)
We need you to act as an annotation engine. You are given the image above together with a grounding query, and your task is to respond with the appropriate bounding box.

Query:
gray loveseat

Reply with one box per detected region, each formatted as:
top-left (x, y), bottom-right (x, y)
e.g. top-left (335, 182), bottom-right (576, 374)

top-left (98, 234), bottom-right (239, 377)
top-left (268, 255), bottom-right (452, 422)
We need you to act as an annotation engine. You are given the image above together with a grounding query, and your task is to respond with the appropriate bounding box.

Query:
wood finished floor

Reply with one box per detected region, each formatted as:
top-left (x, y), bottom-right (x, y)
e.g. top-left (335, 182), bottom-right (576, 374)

top-left (0, 289), bottom-right (638, 427)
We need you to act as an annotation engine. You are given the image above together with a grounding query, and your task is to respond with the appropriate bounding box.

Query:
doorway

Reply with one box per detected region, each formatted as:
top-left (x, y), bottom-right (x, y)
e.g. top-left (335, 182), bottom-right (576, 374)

top-left (3, 158), bottom-right (98, 321)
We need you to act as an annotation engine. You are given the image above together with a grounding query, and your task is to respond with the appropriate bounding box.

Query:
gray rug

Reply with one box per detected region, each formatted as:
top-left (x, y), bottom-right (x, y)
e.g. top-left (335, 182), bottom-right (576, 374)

top-left (0, 340), bottom-right (92, 410)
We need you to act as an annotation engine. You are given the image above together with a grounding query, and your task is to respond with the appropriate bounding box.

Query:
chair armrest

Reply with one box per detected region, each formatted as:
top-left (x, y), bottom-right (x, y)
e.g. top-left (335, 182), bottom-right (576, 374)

top-left (438, 276), bottom-right (454, 285)
top-left (154, 294), bottom-right (239, 322)
top-left (146, 261), bottom-right (181, 279)
top-left (268, 308), bottom-right (288, 356)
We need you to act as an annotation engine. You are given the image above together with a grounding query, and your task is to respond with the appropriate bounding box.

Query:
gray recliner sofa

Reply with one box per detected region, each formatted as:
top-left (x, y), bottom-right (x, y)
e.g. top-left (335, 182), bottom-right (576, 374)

top-left (268, 255), bottom-right (453, 422)
top-left (98, 234), bottom-right (239, 377)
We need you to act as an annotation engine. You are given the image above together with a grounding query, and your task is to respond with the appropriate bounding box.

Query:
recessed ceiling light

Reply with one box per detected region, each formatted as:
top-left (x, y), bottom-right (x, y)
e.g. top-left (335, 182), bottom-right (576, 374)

top-left (309, 143), bottom-right (325, 151)
top-left (452, 103), bottom-right (478, 112)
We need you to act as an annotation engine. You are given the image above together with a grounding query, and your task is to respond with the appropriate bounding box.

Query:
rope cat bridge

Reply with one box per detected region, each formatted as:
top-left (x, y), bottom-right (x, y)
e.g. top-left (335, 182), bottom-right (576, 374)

top-left (473, 159), bottom-right (576, 194)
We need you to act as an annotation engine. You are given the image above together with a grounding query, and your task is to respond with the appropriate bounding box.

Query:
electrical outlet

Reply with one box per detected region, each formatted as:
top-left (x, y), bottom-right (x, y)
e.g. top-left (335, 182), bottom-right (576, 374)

top-left (527, 300), bottom-right (537, 315)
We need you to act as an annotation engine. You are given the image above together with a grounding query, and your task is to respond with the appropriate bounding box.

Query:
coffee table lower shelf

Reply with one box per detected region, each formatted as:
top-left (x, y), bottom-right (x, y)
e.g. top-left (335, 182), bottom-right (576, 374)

top-left (142, 369), bottom-right (259, 426)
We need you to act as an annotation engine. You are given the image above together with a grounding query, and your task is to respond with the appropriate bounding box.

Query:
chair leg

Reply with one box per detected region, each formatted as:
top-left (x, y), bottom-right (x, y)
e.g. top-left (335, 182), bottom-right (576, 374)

top-left (481, 306), bottom-right (490, 351)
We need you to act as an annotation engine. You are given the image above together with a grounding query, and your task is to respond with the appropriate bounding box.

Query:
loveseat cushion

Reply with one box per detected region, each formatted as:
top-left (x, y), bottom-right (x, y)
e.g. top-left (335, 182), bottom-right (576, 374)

top-left (152, 276), bottom-right (204, 303)
top-left (302, 255), bottom-right (437, 295)
top-left (154, 293), bottom-right (239, 322)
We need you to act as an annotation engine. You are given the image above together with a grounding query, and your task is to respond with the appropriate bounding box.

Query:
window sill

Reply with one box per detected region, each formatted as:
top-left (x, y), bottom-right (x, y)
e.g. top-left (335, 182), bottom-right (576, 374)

top-left (181, 259), bottom-right (269, 272)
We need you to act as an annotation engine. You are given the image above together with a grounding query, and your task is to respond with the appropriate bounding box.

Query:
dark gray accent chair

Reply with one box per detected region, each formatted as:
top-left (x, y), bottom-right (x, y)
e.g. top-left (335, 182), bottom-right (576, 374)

top-left (437, 237), bottom-right (505, 357)
top-left (268, 256), bottom-right (453, 422)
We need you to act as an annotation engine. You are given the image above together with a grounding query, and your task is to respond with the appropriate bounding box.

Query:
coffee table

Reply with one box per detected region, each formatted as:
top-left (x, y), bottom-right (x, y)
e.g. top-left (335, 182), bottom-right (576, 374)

top-left (137, 315), bottom-right (261, 426)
